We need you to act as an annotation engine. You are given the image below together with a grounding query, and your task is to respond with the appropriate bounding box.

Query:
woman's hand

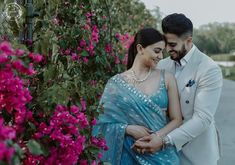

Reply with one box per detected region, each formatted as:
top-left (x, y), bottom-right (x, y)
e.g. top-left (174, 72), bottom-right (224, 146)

top-left (126, 125), bottom-right (152, 140)
top-left (132, 133), bottom-right (163, 154)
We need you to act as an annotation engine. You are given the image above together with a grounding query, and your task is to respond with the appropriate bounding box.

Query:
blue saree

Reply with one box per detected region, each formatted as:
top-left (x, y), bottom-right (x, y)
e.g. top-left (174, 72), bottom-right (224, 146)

top-left (93, 70), bottom-right (180, 165)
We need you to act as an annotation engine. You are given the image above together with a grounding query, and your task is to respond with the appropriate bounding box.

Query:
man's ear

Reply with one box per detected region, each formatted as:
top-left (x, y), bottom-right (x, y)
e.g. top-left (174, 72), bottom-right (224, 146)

top-left (136, 44), bottom-right (143, 54)
top-left (185, 36), bottom-right (193, 50)
top-left (186, 36), bottom-right (192, 44)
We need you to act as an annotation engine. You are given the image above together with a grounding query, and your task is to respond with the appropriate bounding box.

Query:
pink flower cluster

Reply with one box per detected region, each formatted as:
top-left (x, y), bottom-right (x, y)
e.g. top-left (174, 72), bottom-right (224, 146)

top-left (0, 119), bottom-right (16, 163)
top-left (68, 12), bottom-right (100, 62)
top-left (30, 105), bottom-right (89, 164)
top-left (79, 160), bottom-right (99, 165)
top-left (115, 33), bottom-right (134, 51)
top-left (0, 69), bottom-right (33, 132)
top-left (105, 44), bottom-right (112, 54)
top-left (91, 137), bottom-right (108, 151)
top-left (114, 33), bottom-right (134, 65)
top-left (0, 42), bottom-right (41, 132)
top-left (28, 52), bottom-right (44, 63)
top-left (23, 101), bottom-right (108, 164)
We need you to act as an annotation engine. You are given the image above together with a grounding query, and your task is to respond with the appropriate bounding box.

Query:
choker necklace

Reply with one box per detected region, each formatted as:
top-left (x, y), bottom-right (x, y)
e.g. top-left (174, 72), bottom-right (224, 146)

top-left (131, 68), bottom-right (152, 83)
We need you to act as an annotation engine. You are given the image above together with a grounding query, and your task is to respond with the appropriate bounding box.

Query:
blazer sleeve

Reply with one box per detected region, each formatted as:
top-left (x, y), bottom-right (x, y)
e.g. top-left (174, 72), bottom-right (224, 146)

top-left (168, 65), bottom-right (223, 151)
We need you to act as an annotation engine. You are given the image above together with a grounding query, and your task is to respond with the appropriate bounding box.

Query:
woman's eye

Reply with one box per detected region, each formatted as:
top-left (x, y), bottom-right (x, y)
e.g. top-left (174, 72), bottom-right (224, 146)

top-left (154, 51), bottom-right (160, 54)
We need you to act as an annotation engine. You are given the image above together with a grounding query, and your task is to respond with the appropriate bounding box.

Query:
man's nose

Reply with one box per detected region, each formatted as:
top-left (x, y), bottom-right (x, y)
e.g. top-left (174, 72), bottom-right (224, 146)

top-left (166, 45), bottom-right (171, 52)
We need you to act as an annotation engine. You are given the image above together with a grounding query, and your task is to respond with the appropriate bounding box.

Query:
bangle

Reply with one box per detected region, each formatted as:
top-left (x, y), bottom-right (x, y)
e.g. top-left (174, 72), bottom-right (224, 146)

top-left (154, 132), bottom-right (165, 150)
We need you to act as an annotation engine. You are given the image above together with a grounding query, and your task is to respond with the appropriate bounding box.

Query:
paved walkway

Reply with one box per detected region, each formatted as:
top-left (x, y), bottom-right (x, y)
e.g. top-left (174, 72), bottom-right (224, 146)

top-left (216, 79), bottom-right (235, 165)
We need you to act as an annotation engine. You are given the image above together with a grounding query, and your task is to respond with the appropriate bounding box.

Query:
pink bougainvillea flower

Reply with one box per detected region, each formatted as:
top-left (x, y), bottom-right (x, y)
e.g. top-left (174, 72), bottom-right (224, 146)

top-left (71, 53), bottom-right (78, 61)
top-left (80, 98), bottom-right (86, 111)
top-left (0, 53), bottom-right (10, 64)
top-left (105, 44), bottom-right (112, 53)
top-left (79, 39), bottom-right (87, 47)
top-left (83, 57), bottom-right (88, 63)
top-left (91, 118), bottom-right (97, 126)
top-left (28, 52), bottom-right (43, 63)
top-left (15, 49), bottom-right (25, 56)
top-left (0, 41), bottom-right (13, 55)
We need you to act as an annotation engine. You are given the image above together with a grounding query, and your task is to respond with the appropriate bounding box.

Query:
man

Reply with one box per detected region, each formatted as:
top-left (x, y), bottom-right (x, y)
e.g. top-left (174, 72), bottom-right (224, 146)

top-left (133, 13), bottom-right (223, 165)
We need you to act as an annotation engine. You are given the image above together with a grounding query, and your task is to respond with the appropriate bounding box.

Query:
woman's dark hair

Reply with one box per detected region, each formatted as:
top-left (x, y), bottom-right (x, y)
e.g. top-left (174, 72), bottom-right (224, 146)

top-left (127, 27), bottom-right (165, 69)
top-left (162, 13), bottom-right (193, 37)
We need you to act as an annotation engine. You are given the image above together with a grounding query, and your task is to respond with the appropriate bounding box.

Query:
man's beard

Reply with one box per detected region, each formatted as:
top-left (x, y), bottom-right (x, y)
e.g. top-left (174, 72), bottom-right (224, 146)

top-left (170, 45), bottom-right (187, 62)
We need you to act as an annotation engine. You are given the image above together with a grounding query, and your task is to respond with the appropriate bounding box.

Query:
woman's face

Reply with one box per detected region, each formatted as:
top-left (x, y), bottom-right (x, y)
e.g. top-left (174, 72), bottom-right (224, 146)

top-left (140, 41), bottom-right (165, 68)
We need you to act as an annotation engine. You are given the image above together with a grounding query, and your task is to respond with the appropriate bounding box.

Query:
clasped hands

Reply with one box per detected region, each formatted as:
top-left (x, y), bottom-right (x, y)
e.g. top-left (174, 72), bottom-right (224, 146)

top-left (126, 125), bottom-right (163, 154)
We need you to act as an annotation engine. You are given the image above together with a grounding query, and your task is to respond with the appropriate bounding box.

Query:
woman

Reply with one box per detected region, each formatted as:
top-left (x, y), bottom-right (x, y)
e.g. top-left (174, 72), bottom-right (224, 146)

top-left (93, 28), bottom-right (182, 164)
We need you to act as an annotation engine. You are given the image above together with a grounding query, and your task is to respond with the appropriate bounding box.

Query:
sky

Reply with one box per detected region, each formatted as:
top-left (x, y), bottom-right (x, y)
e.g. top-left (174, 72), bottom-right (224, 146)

top-left (140, 0), bottom-right (235, 28)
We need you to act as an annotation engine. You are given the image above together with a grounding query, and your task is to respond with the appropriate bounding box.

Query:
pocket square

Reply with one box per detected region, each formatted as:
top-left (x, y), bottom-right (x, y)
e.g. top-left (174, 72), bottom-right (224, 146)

top-left (186, 79), bottom-right (195, 87)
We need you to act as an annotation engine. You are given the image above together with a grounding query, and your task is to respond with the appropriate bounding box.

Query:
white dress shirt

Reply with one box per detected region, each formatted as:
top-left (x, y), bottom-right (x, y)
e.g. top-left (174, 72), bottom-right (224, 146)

top-left (175, 45), bottom-right (196, 78)
top-left (168, 45), bottom-right (196, 145)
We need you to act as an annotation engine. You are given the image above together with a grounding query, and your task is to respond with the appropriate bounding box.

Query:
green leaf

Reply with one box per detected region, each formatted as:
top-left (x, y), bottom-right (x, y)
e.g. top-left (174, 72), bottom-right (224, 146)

top-left (28, 122), bottom-right (36, 130)
top-left (43, 65), bottom-right (57, 82)
top-left (13, 143), bottom-right (24, 158)
top-left (2, 109), bottom-right (12, 123)
top-left (12, 155), bottom-right (20, 165)
top-left (26, 140), bottom-right (44, 156)
top-left (0, 161), bottom-right (8, 165)
top-left (81, 51), bottom-right (89, 57)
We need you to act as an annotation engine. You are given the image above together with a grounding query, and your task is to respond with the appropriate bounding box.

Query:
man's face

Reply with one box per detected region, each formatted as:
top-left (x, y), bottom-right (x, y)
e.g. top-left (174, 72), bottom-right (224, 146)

top-left (164, 33), bottom-right (188, 62)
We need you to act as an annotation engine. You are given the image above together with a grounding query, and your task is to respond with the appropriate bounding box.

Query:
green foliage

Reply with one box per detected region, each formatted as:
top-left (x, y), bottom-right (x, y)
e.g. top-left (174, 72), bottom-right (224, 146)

top-left (0, 0), bottom-right (161, 163)
top-left (194, 23), bottom-right (235, 54)
top-left (210, 54), bottom-right (235, 61)
top-left (210, 53), bottom-right (235, 81)
top-left (26, 140), bottom-right (44, 156)
top-left (98, 0), bottom-right (159, 34)
top-left (220, 66), bottom-right (235, 81)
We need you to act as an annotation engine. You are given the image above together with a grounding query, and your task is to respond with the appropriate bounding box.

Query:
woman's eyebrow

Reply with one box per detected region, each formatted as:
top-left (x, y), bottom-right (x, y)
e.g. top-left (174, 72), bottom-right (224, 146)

top-left (154, 47), bottom-right (162, 51)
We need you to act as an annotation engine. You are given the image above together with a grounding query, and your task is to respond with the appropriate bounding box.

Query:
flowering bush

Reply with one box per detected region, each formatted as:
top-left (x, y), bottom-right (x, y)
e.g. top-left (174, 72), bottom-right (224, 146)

top-left (23, 105), bottom-right (107, 165)
top-left (0, 0), bottom-right (158, 164)
top-left (0, 42), bottom-right (108, 164)
top-left (0, 118), bottom-right (16, 164)
top-left (0, 41), bottom-right (39, 164)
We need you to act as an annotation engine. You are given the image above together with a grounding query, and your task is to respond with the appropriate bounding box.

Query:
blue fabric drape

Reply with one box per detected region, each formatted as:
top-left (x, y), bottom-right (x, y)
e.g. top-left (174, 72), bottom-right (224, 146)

top-left (93, 73), bottom-right (180, 165)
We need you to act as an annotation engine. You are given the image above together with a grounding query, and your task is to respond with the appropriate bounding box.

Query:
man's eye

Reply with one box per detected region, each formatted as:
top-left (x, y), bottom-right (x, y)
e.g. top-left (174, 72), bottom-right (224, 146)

top-left (169, 44), bottom-right (176, 47)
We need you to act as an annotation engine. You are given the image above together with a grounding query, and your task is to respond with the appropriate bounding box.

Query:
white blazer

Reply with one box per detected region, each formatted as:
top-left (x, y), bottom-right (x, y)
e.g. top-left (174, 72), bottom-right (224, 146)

top-left (158, 46), bottom-right (223, 165)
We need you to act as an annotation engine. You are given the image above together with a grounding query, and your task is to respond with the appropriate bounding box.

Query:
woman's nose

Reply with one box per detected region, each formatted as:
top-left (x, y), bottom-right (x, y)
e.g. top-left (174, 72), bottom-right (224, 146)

top-left (158, 52), bottom-right (163, 60)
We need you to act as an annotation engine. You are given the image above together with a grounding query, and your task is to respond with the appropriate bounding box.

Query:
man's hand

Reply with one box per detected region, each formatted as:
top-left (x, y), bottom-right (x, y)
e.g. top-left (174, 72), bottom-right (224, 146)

top-left (132, 133), bottom-right (163, 154)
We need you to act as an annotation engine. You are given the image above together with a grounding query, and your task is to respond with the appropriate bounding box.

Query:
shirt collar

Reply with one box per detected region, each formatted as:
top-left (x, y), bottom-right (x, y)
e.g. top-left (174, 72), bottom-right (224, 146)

top-left (175, 45), bottom-right (196, 67)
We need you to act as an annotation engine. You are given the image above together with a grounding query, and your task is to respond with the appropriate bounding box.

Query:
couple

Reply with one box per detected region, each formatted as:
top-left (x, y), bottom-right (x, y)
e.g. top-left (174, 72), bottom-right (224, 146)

top-left (93, 13), bottom-right (223, 165)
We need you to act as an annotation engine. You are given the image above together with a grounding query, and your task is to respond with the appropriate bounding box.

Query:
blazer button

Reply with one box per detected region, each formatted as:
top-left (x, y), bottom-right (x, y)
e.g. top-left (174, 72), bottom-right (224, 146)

top-left (185, 100), bottom-right (189, 104)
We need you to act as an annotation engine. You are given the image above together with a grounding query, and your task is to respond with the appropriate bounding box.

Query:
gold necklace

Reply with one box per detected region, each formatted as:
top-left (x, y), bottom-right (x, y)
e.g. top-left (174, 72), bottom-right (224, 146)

top-left (131, 68), bottom-right (152, 83)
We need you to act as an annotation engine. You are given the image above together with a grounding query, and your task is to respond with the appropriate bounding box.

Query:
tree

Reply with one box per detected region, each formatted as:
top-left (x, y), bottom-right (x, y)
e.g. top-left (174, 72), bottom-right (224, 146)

top-left (194, 22), bottom-right (235, 54)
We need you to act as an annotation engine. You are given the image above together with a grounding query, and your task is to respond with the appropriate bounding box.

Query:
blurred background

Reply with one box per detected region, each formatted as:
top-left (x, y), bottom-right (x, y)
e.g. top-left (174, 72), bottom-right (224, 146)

top-left (0, 0), bottom-right (234, 164)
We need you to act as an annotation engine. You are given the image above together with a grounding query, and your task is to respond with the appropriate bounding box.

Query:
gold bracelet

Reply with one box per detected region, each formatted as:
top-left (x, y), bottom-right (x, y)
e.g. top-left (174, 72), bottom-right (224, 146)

top-left (154, 132), bottom-right (165, 150)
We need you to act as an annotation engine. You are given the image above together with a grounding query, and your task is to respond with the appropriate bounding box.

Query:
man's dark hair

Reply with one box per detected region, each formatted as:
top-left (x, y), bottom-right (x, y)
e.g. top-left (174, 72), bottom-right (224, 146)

top-left (162, 13), bottom-right (193, 37)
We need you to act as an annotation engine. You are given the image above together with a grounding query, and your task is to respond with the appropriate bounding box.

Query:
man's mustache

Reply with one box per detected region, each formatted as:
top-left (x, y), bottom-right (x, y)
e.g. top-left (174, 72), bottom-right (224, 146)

top-left (169, 50), bottom-right (177, 54)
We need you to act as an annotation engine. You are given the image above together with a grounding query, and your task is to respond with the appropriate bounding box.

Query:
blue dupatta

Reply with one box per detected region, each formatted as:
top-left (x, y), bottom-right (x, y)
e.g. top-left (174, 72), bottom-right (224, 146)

top-left (93, 73), bottom-right (180, 165)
